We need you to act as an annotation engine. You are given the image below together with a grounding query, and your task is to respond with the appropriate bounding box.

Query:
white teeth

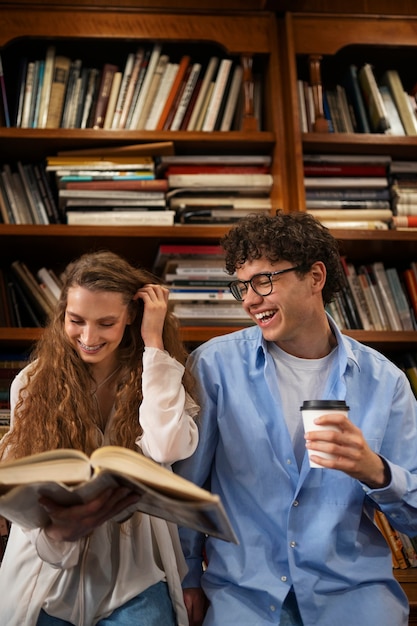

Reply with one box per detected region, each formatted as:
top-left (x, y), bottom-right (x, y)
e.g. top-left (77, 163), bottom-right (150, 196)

top-left (79, 341), bottom-right (102, 351)
top-left (255, 310), bottom-right (275, 320)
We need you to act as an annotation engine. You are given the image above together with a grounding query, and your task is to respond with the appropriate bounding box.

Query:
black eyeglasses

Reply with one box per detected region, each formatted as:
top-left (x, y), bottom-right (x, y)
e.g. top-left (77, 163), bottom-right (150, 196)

top-left (228, 266), bottom-right (303, 301)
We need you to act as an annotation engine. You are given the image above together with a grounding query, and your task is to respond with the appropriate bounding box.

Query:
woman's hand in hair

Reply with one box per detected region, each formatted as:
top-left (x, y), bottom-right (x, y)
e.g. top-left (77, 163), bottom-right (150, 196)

top-left (133, 284), bottom-right (169, 350)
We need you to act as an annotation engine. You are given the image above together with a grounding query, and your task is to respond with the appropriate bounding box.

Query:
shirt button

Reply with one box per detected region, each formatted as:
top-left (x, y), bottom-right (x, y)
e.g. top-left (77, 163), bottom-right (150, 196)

top-left (293, 500), bottom-right (299, 507)
top-left (270, 605), bottom-right (276, 612)
top-left (290, 541), bottom-right (296, 548)
top-left (287, 459), bottom-right (292, 465)
top-left (281, 576), bottom-right (287, 582)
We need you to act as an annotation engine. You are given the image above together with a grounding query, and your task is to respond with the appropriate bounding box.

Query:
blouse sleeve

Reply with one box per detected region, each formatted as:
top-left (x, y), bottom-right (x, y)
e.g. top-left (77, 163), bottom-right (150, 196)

top-left (136, 347), bottom-right (199, 465)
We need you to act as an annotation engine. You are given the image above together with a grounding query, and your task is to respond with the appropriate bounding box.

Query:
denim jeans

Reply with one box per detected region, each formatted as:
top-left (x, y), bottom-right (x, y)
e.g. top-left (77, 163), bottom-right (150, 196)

top-left (36, 580), bottom-right (177, 626)
top-left (279, 591), bottom-right (303, 626)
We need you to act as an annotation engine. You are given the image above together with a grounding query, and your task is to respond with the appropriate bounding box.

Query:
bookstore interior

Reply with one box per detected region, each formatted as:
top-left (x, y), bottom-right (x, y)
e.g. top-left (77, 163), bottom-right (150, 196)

top-left (2, 0), bottom-right (417, 618)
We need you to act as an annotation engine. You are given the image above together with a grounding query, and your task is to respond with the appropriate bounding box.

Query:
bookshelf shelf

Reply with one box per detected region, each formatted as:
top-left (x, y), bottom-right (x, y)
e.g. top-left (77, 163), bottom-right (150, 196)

top-left (303, 133), bottom-right (417, 159)
top-left (0, 128), bottom-right (276, 162)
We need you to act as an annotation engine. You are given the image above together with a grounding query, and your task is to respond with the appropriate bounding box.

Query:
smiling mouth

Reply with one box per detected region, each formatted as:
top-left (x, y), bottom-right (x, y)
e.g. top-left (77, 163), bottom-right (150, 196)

top-left (254, 310), bottom-right (276, 323)
top-left (78, 340), bottom-right (105, 352)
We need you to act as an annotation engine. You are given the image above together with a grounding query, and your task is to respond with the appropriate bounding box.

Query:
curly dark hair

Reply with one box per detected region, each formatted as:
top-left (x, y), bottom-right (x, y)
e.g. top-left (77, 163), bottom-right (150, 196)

top-left (221, 211), bottom-right (345, 305)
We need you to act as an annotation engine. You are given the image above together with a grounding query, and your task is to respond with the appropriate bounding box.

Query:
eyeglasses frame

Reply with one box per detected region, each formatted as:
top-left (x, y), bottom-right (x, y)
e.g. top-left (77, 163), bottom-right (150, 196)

top-left (228, 265), bottom-right (304, 301)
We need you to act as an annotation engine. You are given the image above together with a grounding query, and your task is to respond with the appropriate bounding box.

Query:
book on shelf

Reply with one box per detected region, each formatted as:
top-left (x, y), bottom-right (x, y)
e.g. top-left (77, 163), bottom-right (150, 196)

top-left (91, 63), bottom-right (119, 129)
top-left (111, 51), bottom-right (136, 129)
top-left (319, 220), bottom-right (389, 230)
top-left (381, 70), bottom-right (417, 136)
top-left (304, 177), bottom-right (389, 189)
top-left (0, 54), bottom-right (10, 128)
top-left (296, 79), bottom-right (308, 133)
top-left (219, 64), bottom-right (243, 131)
top-left (45, 55), bottom-right (71, 128)
top-left (187, 56), bottom-right (219, 131)
top-left (125, 47), bottom-right (157, 128)
top-left (20, 61), bottom-right (36, 129)
top-left (176, 208), bottom-right (270, 224)
top-left (357, 63), bottom-right (390, 133)
top-left (303, 154), bottom-right (392, 166)
top-left (158, 154), bottom-right (272, 170)
top-left (128, 43), bottom-right (163, 130)
top-left (170, 62), bottom-right (202, 131)
top-left (303, 164), bottom-right (388, 177)
top-left (341, 64), bottom-right (371, 133)
top-left (72, 67), bottom-right (90, 129)
top-left (167, 173), bottom-right (273, 192)
top-left (0, 445), bottom-right (237, 543)
top-left (403, 268), bottom-right (417, 321)
top-left (340, 258), bottom-right (373, 330)
top-left (46, 156), bottom-right (154, 171)
top-left (202, 58), bottom-right (233, 132)
top-left (63, 179), bottom-right (169, 192)
top-left (371, 261), bottom-right (403, 331)
top-left (378, 85), bottom-right (406, 136)
top-left (164, 165), bottom-right (270, 176)
top-left (36, 267), bottom-right (62, 301)
top-left (168, 195), bottom-right (272, 211)
top-left (65, 209), bottom-right (175, 226)
top-left (124, 48), bottom-right (151, 129)
top-left (80, 67), bottom-right (99, 129)
top-left (168, 288), bottom-right (235, 302)
top-left (306, 208), bottom-right (393, 223)
top-left (356, 267), bottom-right (385, 331)
top-left (336, 84), bottom-right (355, 133)
top-left (306, 188), bottom-right (391, 201)
top-left (385, 267), bottom-right (414, 331)
top-left (360, 264), bottom-right (392, 330)
top-left (154, 55), bottom-right (191, 131)
top-left (14, 57), bottom-right (28, 128)
top-left (37, 45), bottom-right (56, 129)
top-left (58, 189), bottom-right (165, 205)
top-left (61, 58), bottom-right (83, 128)
top-left (305, 200), bottom-right (390, 210)
top-left (103, 71), bottom-right (123, 129)
top-left (153, 243), bottom-right (225, 276)
top-left (140, 54), bottom-right (170, 130)
top-left (392, 215), bottom-right (417, 229)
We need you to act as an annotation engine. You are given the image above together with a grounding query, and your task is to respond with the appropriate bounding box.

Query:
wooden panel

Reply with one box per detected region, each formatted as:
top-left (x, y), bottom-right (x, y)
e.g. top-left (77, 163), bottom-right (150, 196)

top-left (0, 9), bottom-right (273, 54)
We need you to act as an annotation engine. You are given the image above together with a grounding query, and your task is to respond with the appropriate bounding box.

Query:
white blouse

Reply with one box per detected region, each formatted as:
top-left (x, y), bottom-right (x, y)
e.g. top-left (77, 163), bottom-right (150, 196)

top-left (0, 347), bottom-right (199, 626)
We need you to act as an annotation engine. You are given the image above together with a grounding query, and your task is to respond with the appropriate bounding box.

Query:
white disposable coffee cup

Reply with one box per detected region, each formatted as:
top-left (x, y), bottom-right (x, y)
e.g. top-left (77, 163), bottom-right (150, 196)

top-left (300, 400), bottom-right (349, 468)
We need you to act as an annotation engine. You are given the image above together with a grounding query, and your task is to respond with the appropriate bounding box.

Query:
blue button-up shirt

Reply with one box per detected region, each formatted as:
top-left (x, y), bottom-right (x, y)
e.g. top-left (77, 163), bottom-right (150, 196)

top-left (174, 318), bottom-right (417, 626)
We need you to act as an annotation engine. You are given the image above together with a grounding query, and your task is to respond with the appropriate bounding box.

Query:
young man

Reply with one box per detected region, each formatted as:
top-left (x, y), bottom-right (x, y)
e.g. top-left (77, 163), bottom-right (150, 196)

top-left (174, 211), bottom-right (417, 626)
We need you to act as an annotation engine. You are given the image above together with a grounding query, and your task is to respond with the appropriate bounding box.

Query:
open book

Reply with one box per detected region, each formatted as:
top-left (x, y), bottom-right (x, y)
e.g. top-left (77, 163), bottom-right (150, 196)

top-left (0, 446), bottom-right (237, 543)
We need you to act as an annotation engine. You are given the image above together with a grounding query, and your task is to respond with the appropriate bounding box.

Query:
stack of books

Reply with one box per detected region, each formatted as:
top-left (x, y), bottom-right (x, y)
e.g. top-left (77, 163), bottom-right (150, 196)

top-left (390, 161), bottom-right (417, 230)
top-left (159, 155), bottom-right (273, 224)
top-left (46, 153), bottom-right (175, 226)
top-left (303, 154), bottom-right (393, 230)
top-left (153, 244), bottom-right (252, 326)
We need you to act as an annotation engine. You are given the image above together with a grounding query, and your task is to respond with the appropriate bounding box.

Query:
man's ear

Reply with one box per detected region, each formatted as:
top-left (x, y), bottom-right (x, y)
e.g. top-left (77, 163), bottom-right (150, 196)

top-left (310, 261), bottom-right (327, 292)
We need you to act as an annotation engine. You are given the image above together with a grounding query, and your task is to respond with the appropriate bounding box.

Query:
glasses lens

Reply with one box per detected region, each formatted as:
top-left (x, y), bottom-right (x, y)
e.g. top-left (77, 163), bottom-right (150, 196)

top-left (251, 273), bottom-right (273, 296)
top-left (230, 281), bottom-right (246, 300)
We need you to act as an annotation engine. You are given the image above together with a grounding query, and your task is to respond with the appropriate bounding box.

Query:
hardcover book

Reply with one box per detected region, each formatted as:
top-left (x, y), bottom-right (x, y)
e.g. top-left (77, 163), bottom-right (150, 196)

top-left (0, 445), bottom-right (237, 542)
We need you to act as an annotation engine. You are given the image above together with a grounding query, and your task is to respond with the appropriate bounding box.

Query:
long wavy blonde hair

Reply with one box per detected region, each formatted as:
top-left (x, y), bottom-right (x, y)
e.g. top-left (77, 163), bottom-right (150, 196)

top-left (1, 251), bottom-right (195, 460)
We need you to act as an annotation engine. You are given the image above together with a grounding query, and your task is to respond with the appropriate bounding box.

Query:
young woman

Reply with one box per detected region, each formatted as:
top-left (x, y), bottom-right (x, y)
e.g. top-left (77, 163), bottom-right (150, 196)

top-left (0, 250), bottom-right (199, 626)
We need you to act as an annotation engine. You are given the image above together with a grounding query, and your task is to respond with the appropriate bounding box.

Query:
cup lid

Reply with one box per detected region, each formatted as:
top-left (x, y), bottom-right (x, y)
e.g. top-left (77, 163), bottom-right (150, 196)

top-left (300, 400), bottom-right (349, 411)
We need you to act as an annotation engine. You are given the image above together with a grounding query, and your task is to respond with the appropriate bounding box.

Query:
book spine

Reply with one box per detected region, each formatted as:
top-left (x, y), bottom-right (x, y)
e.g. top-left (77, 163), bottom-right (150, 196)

top-left (358, 63), bottom-right (390, 133)
top-left (45, 56), bottom-right (71, 128)
top-left (170, 63), bottom-right (201, 131)
top-left (155, 56), bottom-right (191, 131)
top-left (187, 56), bottom-right (219, 131)
top-left (0, 54), bottom-right (10, 128)
top-left (103, 72), bottom-right (123, 129)
top-left (91, 64), bottom-right (119, 129)
top-left (37, 45), bottom-right (56, 129)
top-left (128, 44), bottom-right (162, 130)
top-left (202, 58), bottom-right (233, 132)
top-left (403, 269), bottom-right (417, 319)
top-left (111, 53), bottom-right (135, 129)
top-left (386, 268), bottom-right (414, 331)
